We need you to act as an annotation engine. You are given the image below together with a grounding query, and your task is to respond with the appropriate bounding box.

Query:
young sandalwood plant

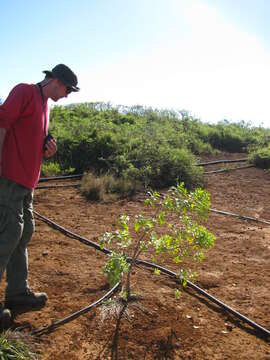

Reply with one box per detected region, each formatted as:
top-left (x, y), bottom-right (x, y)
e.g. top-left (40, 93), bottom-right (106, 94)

top-left (100, 183), bottom-right (215, 301)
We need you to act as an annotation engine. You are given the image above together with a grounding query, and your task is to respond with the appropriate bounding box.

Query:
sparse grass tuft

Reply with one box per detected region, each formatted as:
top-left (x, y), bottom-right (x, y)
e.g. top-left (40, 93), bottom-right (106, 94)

top-left (80, 173), bottom-right (140, 201)
top-left (80, 173), bottom-right (104, 201)
top-left (0, 330), bottom-right (39, 360)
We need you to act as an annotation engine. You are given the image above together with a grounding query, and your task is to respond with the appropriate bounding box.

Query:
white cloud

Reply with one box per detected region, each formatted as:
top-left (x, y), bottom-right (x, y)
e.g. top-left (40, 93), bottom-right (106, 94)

top-left (62, 0), bottom-right (270, 127)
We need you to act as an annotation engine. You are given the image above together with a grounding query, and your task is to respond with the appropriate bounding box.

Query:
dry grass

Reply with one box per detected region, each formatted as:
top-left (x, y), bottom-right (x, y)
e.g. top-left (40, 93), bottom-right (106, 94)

top-left (80, 173), bottom-right (140, 201)
top-left (0, 330), bottom-right (39, 359)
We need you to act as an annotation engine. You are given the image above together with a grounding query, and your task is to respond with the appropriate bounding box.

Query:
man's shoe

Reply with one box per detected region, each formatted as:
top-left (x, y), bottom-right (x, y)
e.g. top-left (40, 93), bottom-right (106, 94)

top-left (0, 306), bottom-right (12, 329)
top-left (5, 289), bottom-right (48, 308)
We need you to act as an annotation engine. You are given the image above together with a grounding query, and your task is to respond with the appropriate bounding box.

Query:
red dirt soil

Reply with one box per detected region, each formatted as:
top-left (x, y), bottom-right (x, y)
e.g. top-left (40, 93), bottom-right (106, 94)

top-left (0, 153), bottom-right (269, 359)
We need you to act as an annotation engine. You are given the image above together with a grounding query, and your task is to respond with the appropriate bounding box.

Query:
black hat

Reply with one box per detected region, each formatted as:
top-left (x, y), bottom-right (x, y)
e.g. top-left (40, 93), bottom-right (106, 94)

top-left (43, 64), bottom-right (80, 92)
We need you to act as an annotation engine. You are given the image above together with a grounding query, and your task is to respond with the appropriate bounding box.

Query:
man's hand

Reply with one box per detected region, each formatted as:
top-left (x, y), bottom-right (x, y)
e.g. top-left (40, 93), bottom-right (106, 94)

top-left (44, 137), bottom-right (57, 159)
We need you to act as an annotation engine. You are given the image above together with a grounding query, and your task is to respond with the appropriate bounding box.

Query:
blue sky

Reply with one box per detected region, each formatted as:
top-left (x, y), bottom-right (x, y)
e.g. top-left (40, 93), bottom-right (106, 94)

top-left (1, 0), bottom-right (269, 126)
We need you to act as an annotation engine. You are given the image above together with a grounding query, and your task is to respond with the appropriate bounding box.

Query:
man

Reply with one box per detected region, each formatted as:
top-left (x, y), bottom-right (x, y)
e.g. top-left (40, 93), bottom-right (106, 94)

top-left (0, 64), bottom-right (79, 327)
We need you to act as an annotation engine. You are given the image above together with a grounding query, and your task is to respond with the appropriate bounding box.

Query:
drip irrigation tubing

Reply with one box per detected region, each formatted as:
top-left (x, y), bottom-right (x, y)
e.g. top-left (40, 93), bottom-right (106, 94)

top-left (36, 183), bottom-right (80, 190)
top-left (204, 164), bottom-right (254, 174)
top-left (39, 174), bottom-right (83, 182)
top-left (31, 281), bottom-right (121, 337)
top-left (35, 178), bottom-right (270, 226)
top-left (37, 158), bottom-right (250, 183)
top-left (197, 158), bottom-right (248, 166)
top-left (34, 211), bottom-right (111, 255)
top-left (135, 259), bottom-right (270, 338)
top-left (210, 208), bottom-right (270, 226)
top-left (34, 210), bottom-right (270, 339)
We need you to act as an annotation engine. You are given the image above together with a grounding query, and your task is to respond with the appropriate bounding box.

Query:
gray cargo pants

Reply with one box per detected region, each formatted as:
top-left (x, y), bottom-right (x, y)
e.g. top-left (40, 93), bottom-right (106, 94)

top-left (0, 177), bottom-right (34, 297)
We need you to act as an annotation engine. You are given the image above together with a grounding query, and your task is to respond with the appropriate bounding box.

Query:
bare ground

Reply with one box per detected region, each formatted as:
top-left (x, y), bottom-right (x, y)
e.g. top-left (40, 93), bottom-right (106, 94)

top-left (0, 153), bottom-right (269, 359)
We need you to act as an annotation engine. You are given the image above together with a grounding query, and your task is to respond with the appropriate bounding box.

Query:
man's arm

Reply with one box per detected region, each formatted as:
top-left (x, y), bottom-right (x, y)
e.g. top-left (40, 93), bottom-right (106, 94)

top-left (0, 84), bottom-right (31, 131)
top-left (0, 84), bottom-right (32, 175)
top-left (0, 128), bottom-right (6, 176)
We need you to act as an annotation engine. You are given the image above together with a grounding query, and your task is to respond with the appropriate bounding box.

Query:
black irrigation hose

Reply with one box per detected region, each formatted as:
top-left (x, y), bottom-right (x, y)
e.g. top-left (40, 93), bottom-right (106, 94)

top-left (34, 211), bottom-right (270, 339)
top-left (31, 281), bottom-right (121, 337)
top-left (197, 158), bottom-right (248, 166)
top-left (204, 164), bottom-right (254, 174)
top-left (37, 158), bottom-right (250, 183)
top-left (36, 184), bottom-right (80, 190)
top-left (38, 174), bottom-right (83, 183)
top-left (210, 208), bottom-right (270, 226)
top-left (34, 211), bottom-right (111, 255)
top-left (135, 259), bottom-right (270, 338)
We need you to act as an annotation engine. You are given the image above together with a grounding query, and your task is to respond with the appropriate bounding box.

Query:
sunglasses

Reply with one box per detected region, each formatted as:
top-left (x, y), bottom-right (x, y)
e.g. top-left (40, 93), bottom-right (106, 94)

top-left (66, 86), bottom-right (73, 95)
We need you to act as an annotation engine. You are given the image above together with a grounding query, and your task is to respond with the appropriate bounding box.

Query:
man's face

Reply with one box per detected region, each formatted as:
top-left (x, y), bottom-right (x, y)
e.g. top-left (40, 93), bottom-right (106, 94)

top-left (50, 79), bottom-right (71, 101)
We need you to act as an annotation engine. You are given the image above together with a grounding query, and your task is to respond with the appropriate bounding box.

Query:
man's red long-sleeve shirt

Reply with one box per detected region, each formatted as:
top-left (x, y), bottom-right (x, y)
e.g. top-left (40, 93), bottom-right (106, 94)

top-left (0, 83), bottom-right (49, 189)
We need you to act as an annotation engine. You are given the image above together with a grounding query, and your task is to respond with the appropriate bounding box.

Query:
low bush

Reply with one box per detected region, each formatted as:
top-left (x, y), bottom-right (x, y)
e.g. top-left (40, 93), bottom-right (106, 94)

top-left (41, 161), bottom-right (75, 177)
top-left (119, 146), bottom-right (204, 189)
top-left (248, 145), bottom-right (270, 169)
top-left (41, 162), bottom-right (61, 176)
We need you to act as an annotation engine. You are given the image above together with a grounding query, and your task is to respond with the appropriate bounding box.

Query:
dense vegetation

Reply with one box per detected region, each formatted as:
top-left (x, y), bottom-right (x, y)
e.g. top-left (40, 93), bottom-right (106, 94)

top-left (44, 102), bottom-right (270, 188)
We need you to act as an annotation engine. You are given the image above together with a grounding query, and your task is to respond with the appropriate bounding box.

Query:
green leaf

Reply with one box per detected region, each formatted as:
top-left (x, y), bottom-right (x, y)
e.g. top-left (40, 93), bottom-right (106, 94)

top-left (157, 211), bottom-right (166, 225)
top-left (134, 222), bottom-right (140, 233)
top-left (175, 289), bottom-right (181, 299)
top-left (173, 256), bottom-right (182, 264)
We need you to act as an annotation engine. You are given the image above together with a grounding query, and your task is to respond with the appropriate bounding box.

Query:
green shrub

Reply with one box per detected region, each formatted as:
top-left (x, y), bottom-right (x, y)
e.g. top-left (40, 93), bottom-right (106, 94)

top-left (203, 125), bottom-right (243, 152)
top-left (47, 103), bottom-right (270, 187)
top-left (186, 137), bottom-right (215, 155)
top-left (41, 162), bottom-right (61, 176)
top-left (122, 146), bottom-right (203, 189)
top-left (200, 120), bottom-right (264, 153)
top-left (249, 145), bottom-right (270, 169)
top-left (41, 162), bottom-right (75, 177)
